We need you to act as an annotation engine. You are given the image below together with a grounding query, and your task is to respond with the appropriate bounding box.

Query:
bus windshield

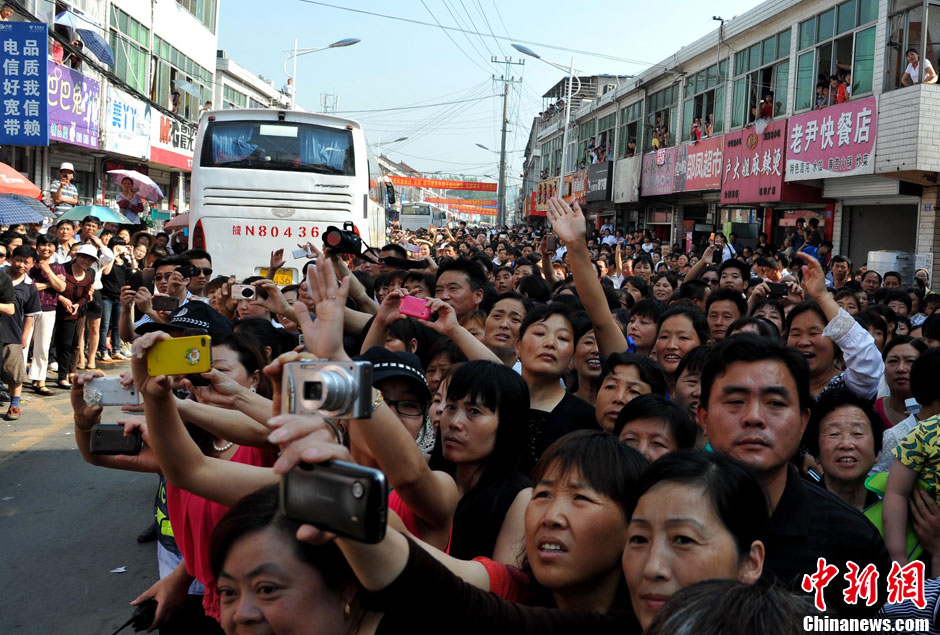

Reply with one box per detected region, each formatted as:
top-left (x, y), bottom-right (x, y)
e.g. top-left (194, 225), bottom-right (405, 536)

top-left (200, 121), bottom-right (355, 175)
top-left (401, 204), bottom-right (430, 215)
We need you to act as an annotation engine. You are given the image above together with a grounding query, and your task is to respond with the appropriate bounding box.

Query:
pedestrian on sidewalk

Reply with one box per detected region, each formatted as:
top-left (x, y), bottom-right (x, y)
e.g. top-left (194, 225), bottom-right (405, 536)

top-left (2, 246), bottom-right (41, 419)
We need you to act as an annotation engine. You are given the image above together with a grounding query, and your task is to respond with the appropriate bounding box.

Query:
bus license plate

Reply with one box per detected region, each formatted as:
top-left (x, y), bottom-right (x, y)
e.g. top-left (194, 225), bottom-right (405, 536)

top-left (258, 269), bottom-right (295, 286)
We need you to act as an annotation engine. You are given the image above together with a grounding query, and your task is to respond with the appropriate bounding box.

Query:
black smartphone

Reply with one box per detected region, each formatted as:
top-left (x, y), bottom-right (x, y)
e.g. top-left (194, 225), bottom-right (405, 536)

top-left (767, 282), bottom-right (788, 297)
top-left (545, 235), bottom-right (557, 252)
top-left (90, 424), bottom-right (142, 455)
top-left (177, 264), bottom-right (199, 279)
top-left (280, 460), bottom-right (388, 543)
top-left (152, 296), bottom-right (180, 312)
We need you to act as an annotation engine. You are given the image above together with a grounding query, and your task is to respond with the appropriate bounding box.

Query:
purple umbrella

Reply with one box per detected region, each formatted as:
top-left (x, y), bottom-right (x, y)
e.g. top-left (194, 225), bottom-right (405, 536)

top-left (107, 169), bottom-right (165, 202)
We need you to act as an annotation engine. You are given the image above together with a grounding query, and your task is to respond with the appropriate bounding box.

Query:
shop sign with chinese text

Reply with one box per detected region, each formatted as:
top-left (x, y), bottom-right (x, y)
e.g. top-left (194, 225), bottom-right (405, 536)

top-left (641, 148), bottom-right (677, 196)
top-left (104, 86), bottom-right (151, 160)
top-left (150, 113), bottom-right (197, 170)
top-left (47, 61), bottom-right (100, 149)
top-left (785, 96), bottom-right (877, 181)
top-left (0, 22), bottom-right (48, 146)
top-left (675, 136), bottom-right (723, 191)
top-left (720, 120), bottom-right (786, 204)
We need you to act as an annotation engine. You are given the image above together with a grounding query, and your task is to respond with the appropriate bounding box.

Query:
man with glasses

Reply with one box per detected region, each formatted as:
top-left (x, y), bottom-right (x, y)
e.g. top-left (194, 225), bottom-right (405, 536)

top-left (50, 163), bottom-right (79, 217)
top-left (119, 255), bottom-right (193, 342)
top-left (180, 249), bottom-right (212, 299)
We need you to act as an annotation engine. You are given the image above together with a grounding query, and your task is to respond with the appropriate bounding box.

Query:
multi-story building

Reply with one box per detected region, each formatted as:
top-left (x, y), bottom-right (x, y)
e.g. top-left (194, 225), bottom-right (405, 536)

top-left (528, 0), bottom-right (940, 283)
top-left (215, 50), bottom-right (290, 112)
top-left (2, 0), bottom-right (221, 213)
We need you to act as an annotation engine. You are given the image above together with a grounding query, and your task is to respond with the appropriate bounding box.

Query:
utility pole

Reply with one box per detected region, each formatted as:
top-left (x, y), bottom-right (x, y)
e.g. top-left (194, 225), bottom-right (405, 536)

top-left (493, 56), bottom-right (524, 227)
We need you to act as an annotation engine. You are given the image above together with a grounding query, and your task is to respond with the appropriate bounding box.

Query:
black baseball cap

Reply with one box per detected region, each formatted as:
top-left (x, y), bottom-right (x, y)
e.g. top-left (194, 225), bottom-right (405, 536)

top-left (136, 301), bottom-right (233, 338)
top-left (354, 346), bottom-right (431, 403)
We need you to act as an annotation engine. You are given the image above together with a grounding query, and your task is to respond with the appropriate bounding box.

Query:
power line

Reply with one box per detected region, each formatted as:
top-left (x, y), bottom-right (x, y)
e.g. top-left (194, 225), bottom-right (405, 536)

top-left (473, 0), bottom-right (506, 56)
top-left (420, 0), bottom-right (494, 76)
top-left (333, 95), bottom-right (496, 114)
top-left (294, 0), bottom-right (655, 67)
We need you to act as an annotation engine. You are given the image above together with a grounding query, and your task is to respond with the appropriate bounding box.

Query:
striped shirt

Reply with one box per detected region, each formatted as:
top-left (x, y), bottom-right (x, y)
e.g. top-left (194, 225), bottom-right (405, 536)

top-left (50, 179), bottom-right (78, 215)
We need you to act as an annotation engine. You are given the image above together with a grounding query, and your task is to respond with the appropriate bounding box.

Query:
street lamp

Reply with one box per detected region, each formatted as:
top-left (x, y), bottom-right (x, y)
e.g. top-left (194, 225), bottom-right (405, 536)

top-left (512, 43), bottom-right (577, 212)
top-left (284, 38), bottom-right (361, 109)
top-left (375, 136), bottom-right (408, 156)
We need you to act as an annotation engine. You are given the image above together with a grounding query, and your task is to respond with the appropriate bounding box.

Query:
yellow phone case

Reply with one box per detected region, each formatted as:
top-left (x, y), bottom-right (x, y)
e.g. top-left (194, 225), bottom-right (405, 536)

top-left (146, 335), bottom-right (212, 376)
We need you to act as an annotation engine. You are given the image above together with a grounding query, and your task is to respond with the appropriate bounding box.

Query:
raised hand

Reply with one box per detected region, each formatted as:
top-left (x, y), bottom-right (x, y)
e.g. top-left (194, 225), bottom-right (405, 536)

top-left (300, 259), bottom-right (350, 361)
top-left (130, 331), bottom-right (174, 399)
top-left (70, 370), bottom-right (105, 431)
top-left (546, 196), bottom-right (586, 245)
top-left (795, 251), bottom-right (828, 302)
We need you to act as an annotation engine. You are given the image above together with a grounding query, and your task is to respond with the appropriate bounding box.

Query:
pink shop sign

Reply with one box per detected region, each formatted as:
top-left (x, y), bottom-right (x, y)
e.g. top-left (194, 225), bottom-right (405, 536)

top-left (784, 96), bottom-right (877, 182)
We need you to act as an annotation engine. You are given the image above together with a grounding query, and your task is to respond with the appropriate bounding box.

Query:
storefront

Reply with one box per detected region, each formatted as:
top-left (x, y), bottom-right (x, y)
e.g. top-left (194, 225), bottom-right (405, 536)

top-left (640, 148), bottom-right (677, 243)
top-left (784, 96), bottom-right (915, 267)
top-left (46, 60), bottom-right (102, 204)
top-left (584, 162), bottom-right (613, 229)
top-left (148, 112), bottom-right (197, 211)
top-left (612, 156), bottom-right (641, 231)
top-left (721, 119), bottom-right (827, 250)
top-left (101, 87), bottom-right (153, 206)
top-left (675, 137), bottom-right (723, 252)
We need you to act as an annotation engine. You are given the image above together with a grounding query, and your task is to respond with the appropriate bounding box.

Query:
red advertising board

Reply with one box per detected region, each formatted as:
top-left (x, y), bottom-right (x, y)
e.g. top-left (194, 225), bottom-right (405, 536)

top-left (720, 120), bottom-right (786, 204)
top-left (675, 136), bottom-right (723, 191)
top-left (784, 96), bottom-right (877, 181)
top-left (387, 176), bottom-right (497, 191)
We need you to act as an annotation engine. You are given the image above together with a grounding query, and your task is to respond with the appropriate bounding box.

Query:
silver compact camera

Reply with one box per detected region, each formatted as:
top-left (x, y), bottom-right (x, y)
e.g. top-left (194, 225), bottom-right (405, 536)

top-left (282, 360), bottom-right (373, 419)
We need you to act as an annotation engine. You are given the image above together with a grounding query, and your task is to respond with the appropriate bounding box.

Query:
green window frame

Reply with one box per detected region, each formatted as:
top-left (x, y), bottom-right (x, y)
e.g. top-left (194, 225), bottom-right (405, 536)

top-left (795, 0), bottom-right (879, 110)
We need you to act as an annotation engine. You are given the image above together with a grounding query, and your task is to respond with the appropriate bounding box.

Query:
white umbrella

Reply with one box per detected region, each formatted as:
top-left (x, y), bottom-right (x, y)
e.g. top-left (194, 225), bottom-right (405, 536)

top-left (107, 169), bottom-right (165, 202)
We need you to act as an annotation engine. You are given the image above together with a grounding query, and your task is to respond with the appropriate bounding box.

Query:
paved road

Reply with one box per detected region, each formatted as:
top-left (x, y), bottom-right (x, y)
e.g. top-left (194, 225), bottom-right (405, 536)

top-left (0, 361), bottom-right (159, 634)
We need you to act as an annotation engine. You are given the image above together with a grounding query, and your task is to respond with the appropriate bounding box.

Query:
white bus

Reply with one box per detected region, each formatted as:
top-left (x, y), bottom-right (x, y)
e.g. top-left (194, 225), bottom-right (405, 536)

top-left (398, 202), bottom-right (448, 231)
top-left (188, 110), bottom-right (390, 284)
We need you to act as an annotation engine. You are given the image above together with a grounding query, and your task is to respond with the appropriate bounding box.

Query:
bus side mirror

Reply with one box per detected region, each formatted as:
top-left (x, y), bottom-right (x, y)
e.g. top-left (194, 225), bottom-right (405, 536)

top-left (385, 183), bottom-right (396, 205)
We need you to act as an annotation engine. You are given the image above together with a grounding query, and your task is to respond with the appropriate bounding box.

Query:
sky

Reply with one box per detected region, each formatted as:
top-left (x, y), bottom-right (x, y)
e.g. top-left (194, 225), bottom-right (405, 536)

top-left (218, 0), bottom-right (764, 188)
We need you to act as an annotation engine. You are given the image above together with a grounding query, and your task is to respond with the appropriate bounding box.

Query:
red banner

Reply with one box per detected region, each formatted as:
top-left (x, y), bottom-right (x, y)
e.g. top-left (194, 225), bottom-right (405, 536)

top-left (452, 206), bottom-right (496, 215)
top-left (425, 197), bottom-right (497, 206)
top-left (388, 176), bottom-right (498, 191)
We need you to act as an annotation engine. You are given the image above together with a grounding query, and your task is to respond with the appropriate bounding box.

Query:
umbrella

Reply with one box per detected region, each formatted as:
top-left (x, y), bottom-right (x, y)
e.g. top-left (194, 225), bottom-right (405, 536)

top-left (0, 198), bottom-right (50, 225)
top-left (173, 79), bottom-right (202, 100)
top-left (76, 29), bottom-right (115, 67)
top-left (0, 194), bottom-right (54, 219)
top-left (107, 169), bottom-right (165, 202)
top-left (163, 213), bottom-right (189, 230)
top-left (58, 205), bottom-right (133, 225)
top-left (0, 163), bottom-right (41, 198)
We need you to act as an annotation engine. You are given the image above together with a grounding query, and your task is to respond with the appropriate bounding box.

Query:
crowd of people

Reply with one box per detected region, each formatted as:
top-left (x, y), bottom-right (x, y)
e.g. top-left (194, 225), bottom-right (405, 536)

top-left (54, 195), bottom-right (940, 633)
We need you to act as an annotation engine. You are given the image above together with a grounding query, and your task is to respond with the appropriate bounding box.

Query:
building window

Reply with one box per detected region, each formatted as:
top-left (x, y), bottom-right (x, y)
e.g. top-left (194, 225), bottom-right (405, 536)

top-left (109, 6), bottom-right (150, 94)
top-left (645, 84), bottom-right (678, 148)
top-left (618, 102), bottom-right (642, 158)
top-left (681, 60), bottom-right (728, 140)
top-left (731, 29), bottom-right (790, 129)
top-left (178, 0), bottom-right (218, 34)
top-left (540, 135), bottom-right (563, 178)
top-left (151, 35), bottom-right (213, 121)
top-left (795, 0), bottom-right (878, 110)
top-left (596, 112), bottom-right (616, 160)
top-left (885, 0), bottom-right (940, 90)
top-left (223, 85), bottom-right (247, 109)
top-left (577, 120), bottom-right (595, 169)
